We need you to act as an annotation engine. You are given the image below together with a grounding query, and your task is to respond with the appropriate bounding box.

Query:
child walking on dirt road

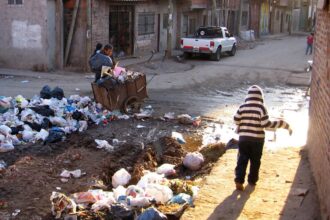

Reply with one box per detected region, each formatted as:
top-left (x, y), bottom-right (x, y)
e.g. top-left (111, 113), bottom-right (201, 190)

top-left (233, 85), bottom-right (292, 191)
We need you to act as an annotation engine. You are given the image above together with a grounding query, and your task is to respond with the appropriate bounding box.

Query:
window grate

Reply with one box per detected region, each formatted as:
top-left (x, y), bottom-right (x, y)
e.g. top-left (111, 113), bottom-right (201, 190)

top-left (138, 13), bottom-right (155, 35)
top-left (8, 0), bottom-right (23, 5)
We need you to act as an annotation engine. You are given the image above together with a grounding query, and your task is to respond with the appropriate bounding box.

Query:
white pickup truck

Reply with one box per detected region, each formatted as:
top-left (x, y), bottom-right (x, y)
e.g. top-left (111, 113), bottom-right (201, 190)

top-left (180, 26), bottom-right (237, 61)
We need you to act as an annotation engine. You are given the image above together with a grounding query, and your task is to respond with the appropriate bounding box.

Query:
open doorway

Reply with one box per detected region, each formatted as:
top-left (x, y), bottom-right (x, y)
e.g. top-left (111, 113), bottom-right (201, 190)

top-left (109, 6), bottom-right (134, 58)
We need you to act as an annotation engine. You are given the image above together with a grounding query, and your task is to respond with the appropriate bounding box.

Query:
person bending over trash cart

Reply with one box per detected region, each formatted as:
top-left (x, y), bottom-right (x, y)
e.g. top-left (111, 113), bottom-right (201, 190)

top-left (233, 85), bottom-right (292, 191)
top-left (89, 44), bottom-right (115, 82)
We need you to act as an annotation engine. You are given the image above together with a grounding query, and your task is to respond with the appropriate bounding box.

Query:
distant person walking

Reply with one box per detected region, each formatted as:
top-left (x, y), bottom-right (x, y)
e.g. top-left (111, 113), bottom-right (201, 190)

top-left (233, 85), bottom-right (292, 191)
top-left (306, 33), bottom-right (314, 55)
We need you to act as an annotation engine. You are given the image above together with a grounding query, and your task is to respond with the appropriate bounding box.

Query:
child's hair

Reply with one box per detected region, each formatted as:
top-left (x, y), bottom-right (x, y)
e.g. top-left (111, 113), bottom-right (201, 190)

top-left (95, 43), bottom-right (103, 51)
top-left (311, 33), bottom-right (314, 36)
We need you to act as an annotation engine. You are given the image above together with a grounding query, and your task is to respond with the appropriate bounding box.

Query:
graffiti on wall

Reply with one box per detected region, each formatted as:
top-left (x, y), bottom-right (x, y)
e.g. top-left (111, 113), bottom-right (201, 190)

top-left (260, 2), bottom-right (270, 35)
top-left (11, 20), bottom-right (42, 49)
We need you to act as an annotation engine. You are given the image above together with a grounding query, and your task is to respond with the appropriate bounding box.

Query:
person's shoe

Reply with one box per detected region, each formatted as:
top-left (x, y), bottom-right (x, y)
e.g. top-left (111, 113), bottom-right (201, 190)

top-left (235, 182), bottom-right (244, 191)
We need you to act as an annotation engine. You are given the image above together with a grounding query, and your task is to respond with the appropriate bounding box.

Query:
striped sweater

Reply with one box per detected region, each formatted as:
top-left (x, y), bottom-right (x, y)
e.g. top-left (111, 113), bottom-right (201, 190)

top-left (234, 85), bottom-right (292, 142)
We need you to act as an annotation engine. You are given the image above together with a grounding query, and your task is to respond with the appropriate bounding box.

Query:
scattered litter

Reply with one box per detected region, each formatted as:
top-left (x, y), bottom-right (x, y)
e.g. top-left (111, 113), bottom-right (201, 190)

top-left (169, 193), bottom-right (193, 206)
top-left (21, 80), bottom-right (29, 83)
top-left (12, 209), bottom-right (21, 217)
top-left (164, 112), bottom-right (175, 120)
top-left (50, 192), bottom-right (77, 219)
top-left (137, 125), bottom-right (146, 129)
top-left (56, 187), bottom-right (62, 191)
top-left (177, 114), bottom-right (201, 126)
top-left (0, 160), bottom-right (7, 172)
top-left (75, 88), bottom-right (80, 91)
top-left (183, 152), bottom-right (204, 171)
top-left (171, 132), bottom-right (186, 144)
top-left (95, 139), bottom-right (114, 152)
top-left (144, 184), bottom-right (173, 204)
top-left (157, 164), bottom-right (176, 177)
top-left (137, 207), bottom-right (168, 220)
top-left (60, 169), bottom-right (83, 179)
top-left (112, 168), bottom-right (131, 188)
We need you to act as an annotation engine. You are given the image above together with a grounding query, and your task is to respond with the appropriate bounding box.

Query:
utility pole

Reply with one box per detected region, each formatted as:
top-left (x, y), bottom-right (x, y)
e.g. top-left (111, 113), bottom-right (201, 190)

top-left (166, 0), bottom-right (173, 58)
top-left (211, 0), bottom-right (219, 26)
top-left (238, 0), bottom-right (243, 33)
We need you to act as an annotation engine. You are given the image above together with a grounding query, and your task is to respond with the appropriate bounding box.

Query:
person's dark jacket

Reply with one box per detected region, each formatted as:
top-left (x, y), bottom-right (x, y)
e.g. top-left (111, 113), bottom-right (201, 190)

top-left (89, 53), bottom-right (113, 82)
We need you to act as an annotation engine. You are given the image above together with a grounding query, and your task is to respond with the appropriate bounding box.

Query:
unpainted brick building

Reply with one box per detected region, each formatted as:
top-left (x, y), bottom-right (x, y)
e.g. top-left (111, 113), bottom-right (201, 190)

top-left (307, 2), bottom-right (330, 219)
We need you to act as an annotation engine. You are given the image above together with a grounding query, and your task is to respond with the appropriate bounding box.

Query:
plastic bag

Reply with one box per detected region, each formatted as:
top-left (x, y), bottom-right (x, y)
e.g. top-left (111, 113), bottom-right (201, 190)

top-left (127, 197), bottom-right (151, 207)
top-left (169, 193), bottom-right (193, 205)
top-left (144, 184), bottom-right (173, 204)
top-left (15, 95), bottom-right (29, 108)
top-left (60, 169), bottom-right (82, 179)
top-left (183, 152), bottom-right (204, 171)
top-left (137, 207), bottom-right (168, 220)
top-left (35, 129), bottom-right (49, 141)
top-left (0, 96), bottom-right (11, 113)
top-left (137, 172), bottom-right (166, 189)
top-left (91, 195), bottom-right (116, 211)
top-left (126, 185), bottom-right (145, 198)
top-left (113, 185), bottom-right (127, 202)
top-left (0, 125), bottom-right (12, 136)
top-left (50, 117), bottom-right (67, 127)
top-left (51, 87), bottom-right (65, 100)
top-left (112, 168), bottom-right (131, 188)
top-left (0, 160), bottom-right (6, 172)
top-left (40, 85), bottom-right (52, 99)
top-left (156, 164), bottom-right (176, 177)
top-left (78, 121), bottom-right (88, 132)
top-left (72, 191), bottom-right (98, 204)
top-left (171, 132), bottom-right (186, 144)
top-left (95, 139), bottom-right (114, 152)
top-left (45, 129), bottom-right (65, 143)
top-left (0, 140), bottom-right (15, 153)
top-left (30, 105), bottom-right (55, 117)
top-left (22, 130), bottom-right (36, 142)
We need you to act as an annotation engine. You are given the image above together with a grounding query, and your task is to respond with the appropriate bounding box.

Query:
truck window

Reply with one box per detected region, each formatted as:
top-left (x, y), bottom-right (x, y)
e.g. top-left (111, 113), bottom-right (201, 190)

top-left (195, 28), bottom-right (223, 38)
top-left (225, 30), bottom-right (231, 38)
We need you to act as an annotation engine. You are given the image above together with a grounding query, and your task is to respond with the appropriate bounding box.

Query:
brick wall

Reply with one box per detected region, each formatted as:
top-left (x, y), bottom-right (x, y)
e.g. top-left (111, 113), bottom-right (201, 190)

top-left (307, 8), bottom-right (330, 219)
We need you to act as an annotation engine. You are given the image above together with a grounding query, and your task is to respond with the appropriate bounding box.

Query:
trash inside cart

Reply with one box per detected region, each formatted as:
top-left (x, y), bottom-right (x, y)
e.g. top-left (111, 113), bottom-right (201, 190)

top-left (91, 67), bottom-right (148, 114)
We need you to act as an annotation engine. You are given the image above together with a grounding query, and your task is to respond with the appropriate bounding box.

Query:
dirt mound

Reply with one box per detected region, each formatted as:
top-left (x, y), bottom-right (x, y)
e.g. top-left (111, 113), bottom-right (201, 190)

top-left (200, 143), bottom-right (226, 163)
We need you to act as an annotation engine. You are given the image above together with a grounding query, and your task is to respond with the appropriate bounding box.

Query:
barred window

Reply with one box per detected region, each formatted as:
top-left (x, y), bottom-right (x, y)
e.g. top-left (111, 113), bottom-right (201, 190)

top-left (138, 13), bottom-right (155, 35)
top-left (8, 0), bottom-right (23, 5)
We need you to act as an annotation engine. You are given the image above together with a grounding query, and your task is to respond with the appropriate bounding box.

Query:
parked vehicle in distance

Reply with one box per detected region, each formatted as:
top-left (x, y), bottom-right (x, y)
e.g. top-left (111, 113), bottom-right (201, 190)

top-left (180, 26), bottom-right (237, 61)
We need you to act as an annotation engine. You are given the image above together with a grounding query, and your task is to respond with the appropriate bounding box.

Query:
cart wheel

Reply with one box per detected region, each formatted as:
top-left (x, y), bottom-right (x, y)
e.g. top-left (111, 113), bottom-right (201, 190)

top-left (123, 96), bottom-right (142, 114)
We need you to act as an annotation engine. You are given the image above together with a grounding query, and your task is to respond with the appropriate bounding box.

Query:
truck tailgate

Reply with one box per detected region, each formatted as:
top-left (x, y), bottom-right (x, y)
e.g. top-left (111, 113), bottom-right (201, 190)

top-left (181, 38), bottom-right (212, 52)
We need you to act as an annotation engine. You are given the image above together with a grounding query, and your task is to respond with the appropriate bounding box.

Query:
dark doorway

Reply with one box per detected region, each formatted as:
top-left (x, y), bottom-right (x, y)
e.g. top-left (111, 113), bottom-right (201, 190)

top-left (109, 5), bottom-right (134, 58)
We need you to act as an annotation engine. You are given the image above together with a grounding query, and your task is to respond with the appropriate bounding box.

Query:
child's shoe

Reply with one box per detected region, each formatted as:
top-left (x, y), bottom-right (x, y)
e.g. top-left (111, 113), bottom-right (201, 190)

top-left (235, 182), bottom-right (244, 191)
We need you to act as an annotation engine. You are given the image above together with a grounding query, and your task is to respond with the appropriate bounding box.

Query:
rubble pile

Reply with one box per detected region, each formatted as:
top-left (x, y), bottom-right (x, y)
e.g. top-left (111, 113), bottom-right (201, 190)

top-left (0, 86), bottom-right (129, 153)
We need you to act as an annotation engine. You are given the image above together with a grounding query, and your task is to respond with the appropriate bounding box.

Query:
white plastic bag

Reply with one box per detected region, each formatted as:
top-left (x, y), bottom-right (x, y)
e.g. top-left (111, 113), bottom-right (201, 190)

top-left (22, 130), bottom-right (36, 142)
top-left (113, 185), bottom-right (127, 201)
top-left (35, 129), bottom-right (49, 141)
top-left (183, 152), bottom-right (204, 171)
top-left (78, 121), bottom-right (88, 132)
top-left (171, 132), bottom-right (186, 144)
top-left (0, 140), bottom-right (15, 152)
top-left (0, 125), bottom-right (12, 136)
top-left (127, 197), bottom-right (151, 207)
top-left (112, 168), bottom-right (131, 188)
top-left (137, 172), bottom-right (165, 189)
top-left (156, 164), bottom-right (176, 176)
top-left (50, 117), bottom-right (67, 127)
top-left (126, 185), bottom-right (145, 198)
top-left (95, 139), bottom-right (114, 152)
top-left (144, 184), bottom-right (173, 204)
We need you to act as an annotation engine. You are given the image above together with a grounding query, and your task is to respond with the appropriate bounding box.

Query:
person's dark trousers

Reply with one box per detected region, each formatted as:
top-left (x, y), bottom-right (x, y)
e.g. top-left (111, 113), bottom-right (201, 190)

top-left (235, 140), bottom-right (264, 184)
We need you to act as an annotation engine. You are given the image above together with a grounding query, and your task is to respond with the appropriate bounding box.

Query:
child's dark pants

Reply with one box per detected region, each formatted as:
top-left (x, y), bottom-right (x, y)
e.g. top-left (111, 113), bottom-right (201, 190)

top-left (235, 140), bottom-right (264, 184)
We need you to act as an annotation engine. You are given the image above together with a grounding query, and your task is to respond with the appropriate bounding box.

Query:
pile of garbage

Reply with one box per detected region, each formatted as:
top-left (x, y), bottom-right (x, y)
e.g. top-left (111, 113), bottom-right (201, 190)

top-left (97, 66), bottom-right (145, 88)
top-left (51, 164), bottom-right (200, 219)
top-left (0, 86), bottom-right (130, 153)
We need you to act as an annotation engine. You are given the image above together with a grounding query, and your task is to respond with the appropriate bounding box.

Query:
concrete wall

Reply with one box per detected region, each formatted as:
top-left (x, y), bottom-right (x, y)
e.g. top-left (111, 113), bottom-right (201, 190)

top-left (307, 8), bottom-right (330, 220)
top-left (0, 0), bottom-right (49, 70)
top-left (91, 0), bottom-right (109, 52)
top-left (65, 0), bottom-right (88, 70)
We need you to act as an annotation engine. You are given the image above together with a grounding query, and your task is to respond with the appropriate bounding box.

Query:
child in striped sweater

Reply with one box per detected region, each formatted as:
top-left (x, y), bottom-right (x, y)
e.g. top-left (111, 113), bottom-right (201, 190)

top-left (233, 85), bottom-right (292, 191)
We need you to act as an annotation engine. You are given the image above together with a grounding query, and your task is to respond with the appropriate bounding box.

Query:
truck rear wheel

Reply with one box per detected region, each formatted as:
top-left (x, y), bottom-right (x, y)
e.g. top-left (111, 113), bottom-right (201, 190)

top-left (211, 47), bottom-right (221, 61)
top-left (183, 52), bottom-right (191, 59)
top-left (229, 44), bottom-right (236, 56)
